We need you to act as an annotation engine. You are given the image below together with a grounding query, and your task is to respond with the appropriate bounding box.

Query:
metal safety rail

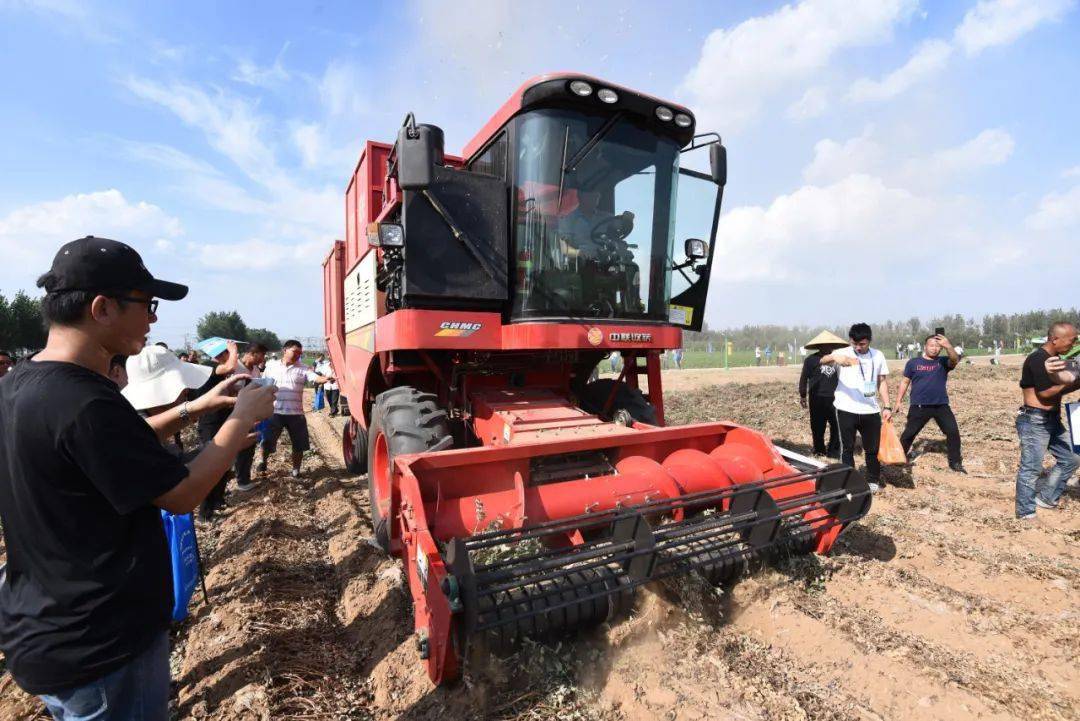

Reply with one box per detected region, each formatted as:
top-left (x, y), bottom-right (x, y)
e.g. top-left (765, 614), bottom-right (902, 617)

top-left (444, 464), bottom-right (871, 646)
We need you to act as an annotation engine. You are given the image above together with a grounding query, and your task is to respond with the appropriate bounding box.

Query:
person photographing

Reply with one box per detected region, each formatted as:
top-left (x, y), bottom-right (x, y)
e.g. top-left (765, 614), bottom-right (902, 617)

top-left (0, 237), bottom-right (276, 720)
top-left (821, 323), bottom-right (892, 492)
top-left (894, 333), bottom-right (965, 473)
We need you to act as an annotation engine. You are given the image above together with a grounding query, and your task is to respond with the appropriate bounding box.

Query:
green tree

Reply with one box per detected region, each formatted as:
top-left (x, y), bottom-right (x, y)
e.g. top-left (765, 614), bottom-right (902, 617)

top-left (246, 327), bottom-right (282, 351)
top-left (9, 291), bottom-right (46, 350)
top-left (196, 310), bottom-right (248, 341)
top-left (0, 293), bottom-right (11, 348)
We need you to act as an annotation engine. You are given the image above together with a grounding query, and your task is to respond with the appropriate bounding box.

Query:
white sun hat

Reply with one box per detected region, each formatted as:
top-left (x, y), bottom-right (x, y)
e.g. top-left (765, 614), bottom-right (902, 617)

top-left (122, 345), bottom-right (213, 411)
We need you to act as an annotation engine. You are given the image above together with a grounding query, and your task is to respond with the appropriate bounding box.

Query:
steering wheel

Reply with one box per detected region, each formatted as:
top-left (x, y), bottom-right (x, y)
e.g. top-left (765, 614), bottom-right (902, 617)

top-left (591, 211), bottom-right (634, 244)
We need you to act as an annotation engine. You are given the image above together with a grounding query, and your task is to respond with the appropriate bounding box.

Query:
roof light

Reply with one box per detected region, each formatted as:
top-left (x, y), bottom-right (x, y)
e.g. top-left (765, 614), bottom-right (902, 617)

top-left (655, 106), bottom-right (674, 122)
top-left (674, 113), bottom-right (693, 128)
top-left (597, 88), bottom-right (619, 104)
top-left (569, 80), bottom-right (593, 97)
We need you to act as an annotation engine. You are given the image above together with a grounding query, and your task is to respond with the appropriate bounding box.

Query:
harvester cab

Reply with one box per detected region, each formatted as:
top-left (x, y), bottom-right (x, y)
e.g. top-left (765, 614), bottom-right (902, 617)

top-left (322, 73), bottom-right (871, 685)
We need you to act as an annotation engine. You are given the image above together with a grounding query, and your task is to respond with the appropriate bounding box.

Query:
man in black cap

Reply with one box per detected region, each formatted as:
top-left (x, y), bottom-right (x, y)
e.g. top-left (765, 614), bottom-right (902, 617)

top-left (0, 237), bottom-right (277, 720)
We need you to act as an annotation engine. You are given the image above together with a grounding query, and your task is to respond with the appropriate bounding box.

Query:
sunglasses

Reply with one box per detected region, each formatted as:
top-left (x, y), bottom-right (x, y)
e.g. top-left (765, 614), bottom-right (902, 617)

top-left (113, 296), bottom-right (159, 315)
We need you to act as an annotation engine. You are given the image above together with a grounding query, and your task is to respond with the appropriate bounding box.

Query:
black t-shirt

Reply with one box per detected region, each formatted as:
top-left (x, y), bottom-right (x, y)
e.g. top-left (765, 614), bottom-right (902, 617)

top-left (1020, 348), bottom-right (1056, 408)
top-left (799, 353), bottom-right (839, 398)
top-left (0, 359), bottom-right (188, 694)
top-left (193, 362), bottom-right (229, 441)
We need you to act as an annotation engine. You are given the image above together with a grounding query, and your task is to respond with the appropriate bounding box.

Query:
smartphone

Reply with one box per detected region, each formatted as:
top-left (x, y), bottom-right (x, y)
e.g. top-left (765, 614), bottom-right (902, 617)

top-left (249, 377), bottom-right (276, 388)
top-left (934, 327), bottom-right (945, 336)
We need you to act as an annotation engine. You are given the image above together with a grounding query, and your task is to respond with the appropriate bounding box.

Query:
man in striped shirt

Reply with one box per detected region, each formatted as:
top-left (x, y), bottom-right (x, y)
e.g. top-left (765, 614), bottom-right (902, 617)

top-left (257, 340), bottom-right (330, 478)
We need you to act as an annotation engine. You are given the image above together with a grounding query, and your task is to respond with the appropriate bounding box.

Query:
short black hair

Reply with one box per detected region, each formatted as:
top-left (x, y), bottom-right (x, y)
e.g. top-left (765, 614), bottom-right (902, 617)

top-left (283, 339), bottom-right (302, 350)
top-left (109, 354), bottom-right (127, 371)
top-left (924, 334), bottom-right (938, 344)
top-left (0, 350), bottom-right (13, 360)
top-left (1048, 321), bottom-right (1076, 339)
top-left (155, 341), bottom-right (169, 349)
top-left (848, 323), bottom-right (872, 342)
top-left (35, 272), bottom-right (131, 327)
top-left (249, 343), bottom-right (268, 354)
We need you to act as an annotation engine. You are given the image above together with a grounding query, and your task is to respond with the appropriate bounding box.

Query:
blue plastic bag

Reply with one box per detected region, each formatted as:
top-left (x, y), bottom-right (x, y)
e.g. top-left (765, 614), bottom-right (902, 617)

top-left (161, 510), bottom-right (201, 622)
top-left (313, 385), bottom-right (325, 411)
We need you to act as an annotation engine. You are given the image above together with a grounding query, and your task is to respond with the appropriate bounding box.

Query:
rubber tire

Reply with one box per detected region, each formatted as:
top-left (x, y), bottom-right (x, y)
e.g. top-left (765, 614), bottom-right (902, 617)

top-left (342, 417), bottom-right (367, 474)
top-left (367, 387), bottom-right (453, 553)
top-left (578, 379), bottom-right (658, 425)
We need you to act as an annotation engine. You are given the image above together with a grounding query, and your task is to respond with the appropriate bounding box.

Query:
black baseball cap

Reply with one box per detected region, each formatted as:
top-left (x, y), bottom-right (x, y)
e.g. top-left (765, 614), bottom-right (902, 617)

top-left (40, 236), bottom-right (188, 301)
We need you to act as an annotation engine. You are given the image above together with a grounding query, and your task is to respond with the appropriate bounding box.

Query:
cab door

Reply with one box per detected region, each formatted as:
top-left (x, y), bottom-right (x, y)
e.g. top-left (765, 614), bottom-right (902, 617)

top-left (668, 163), bottom-right (723, 332)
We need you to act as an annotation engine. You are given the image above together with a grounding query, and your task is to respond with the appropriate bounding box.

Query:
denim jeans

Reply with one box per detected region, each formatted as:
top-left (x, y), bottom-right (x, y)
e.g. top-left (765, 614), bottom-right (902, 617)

top-left (1015, 408), bottom-right (1079, 517)
top-left (39, 631), bottom-right (169, 721)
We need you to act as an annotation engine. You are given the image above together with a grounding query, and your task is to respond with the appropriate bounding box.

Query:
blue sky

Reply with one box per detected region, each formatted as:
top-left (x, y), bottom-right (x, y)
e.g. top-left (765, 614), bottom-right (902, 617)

top-left (1, 0), bottom-right (1078, 346)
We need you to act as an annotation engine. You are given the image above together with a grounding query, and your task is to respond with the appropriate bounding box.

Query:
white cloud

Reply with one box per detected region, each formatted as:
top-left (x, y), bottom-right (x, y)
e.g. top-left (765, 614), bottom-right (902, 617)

top-left (955, 0), bottom-right (1075, 56)
top-left (1063, 165), bottom-right (1080, 178)
top-left (803, 127), bottom-right (1014, 187)
top-left (1026, 184), bottom-right (1080, 230)
top-left (679, 0), bottom-right (917, 131)
top-left (124, 77), bottom-right (274, 177)
top-left (921, 128), bottom-right (1014, 176)
top-left (0, 190), bottom-right (182, 282)
top-left (802, 128), bottom-right (884, 184)
top-left (846, 39), bottom-right (953, 102)
top-left (318, 60), bottom-right (366, 120)
top-left (710, 174), bottom-right (958, 285)
top-left (122, 77), bottom-right (339, 232)
top-left (786, 86), bottom-right (829, 120)
top-left (191, 237), bottom-right (326, 271)
top-left (232, 43), bottom-right (291, 87)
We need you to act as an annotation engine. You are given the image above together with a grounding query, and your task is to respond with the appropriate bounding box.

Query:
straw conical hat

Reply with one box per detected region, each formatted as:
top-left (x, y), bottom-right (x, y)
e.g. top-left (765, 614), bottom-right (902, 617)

top-left (804, 330), bottom-right (848, 350)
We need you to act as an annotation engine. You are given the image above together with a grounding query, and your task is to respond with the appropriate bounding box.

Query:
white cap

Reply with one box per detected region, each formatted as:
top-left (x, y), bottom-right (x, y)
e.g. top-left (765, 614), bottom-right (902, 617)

top-left (122, 345), bottom-right (213, 410)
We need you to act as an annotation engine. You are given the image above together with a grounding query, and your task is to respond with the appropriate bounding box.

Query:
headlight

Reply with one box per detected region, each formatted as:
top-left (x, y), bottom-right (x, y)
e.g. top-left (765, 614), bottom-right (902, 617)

top-left (379, 223), bottom-right (405, 247)
top-left (655, 106), bottom-right (674, 122)
top-left (569, 80), bottom-right (593, 97)
top-left (674, 113), bottom-right (693, 128)
top-left (685, 238), bottom-right (708, 259)
top-left (597, 88), bottom-right (619, 104)
top-left (368, 222), bottom-right (404, 248)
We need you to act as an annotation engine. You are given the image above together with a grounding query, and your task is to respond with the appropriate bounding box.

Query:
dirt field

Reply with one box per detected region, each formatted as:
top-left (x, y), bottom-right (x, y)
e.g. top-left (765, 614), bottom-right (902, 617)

top-left (1, 360), bottom-right (1077, 720)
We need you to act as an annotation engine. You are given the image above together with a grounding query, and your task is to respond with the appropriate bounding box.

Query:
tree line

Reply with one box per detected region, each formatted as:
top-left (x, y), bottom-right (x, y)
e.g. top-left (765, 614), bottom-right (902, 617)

top-left (194, 311), bottom-right (282, 351)
top-left (686, 307), bottom-right (1080, 353)
top-left (0, 297), bottom-right (283, 355)
top-left (0, 292), bottom-right (47, 352)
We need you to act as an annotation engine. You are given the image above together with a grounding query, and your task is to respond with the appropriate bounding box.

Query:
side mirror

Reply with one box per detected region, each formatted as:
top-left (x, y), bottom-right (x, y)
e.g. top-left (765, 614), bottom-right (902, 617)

top-left (397, 119), bottom-right (445, 190)
top-left (685, 238), bottom-right (709, 260)
top-left (709, 143), bottom-right (727, 187)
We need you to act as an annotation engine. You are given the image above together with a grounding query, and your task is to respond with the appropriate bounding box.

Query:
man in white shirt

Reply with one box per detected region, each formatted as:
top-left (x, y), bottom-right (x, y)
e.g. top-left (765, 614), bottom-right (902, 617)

top-left (257, 340), bottom-right (329, 479)
top-left (821, 323), bottom-right (893, 492)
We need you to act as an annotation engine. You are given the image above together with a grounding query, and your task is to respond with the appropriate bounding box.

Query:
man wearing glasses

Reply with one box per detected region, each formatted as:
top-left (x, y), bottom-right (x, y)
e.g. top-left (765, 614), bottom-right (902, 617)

top-left (0, 237), bottom-right (276, 720)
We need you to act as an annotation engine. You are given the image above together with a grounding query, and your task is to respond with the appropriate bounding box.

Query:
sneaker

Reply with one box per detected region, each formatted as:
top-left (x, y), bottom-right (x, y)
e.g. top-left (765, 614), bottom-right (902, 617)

top-left (949, 463), bottom-right (968, 474)
top-left (868, 482), bottom-right (881, 494)
top-left (1017, 513), bottom-right (1037, 522)
top-left (1034, 497), bottom-right (1059, 510)
top-left (290, 469), bottom-right (300, 479)
top-left (236, 479), bottom-right (257, 492)
top-left (256, 460), bottom-right (267, 474)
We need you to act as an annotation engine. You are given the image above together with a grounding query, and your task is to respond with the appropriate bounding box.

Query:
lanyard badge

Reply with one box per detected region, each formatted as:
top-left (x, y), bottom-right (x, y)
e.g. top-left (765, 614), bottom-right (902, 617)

top-left (857, 354), bottom-right (876, 397)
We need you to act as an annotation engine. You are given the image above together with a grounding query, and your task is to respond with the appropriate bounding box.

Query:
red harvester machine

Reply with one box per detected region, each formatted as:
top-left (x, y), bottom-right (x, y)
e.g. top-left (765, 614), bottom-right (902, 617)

top-left (322, 73), bottom-right (871, 684)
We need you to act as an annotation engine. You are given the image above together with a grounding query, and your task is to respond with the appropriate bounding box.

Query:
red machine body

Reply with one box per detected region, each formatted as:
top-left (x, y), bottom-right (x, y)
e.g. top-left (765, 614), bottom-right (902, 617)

top-left (322, 73), bottom-right (871, 684)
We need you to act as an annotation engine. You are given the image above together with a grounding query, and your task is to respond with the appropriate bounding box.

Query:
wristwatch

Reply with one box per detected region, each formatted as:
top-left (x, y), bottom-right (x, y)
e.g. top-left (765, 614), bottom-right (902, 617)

top-left (179, 402), bottom-right (190, 423)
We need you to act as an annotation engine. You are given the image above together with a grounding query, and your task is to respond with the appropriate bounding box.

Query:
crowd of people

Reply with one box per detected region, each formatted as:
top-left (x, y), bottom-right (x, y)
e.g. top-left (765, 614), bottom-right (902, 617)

top-left (0, 237), bottom-right (344, 720)
top-left (0, 237), bottom-right (1077, 720)
top-left (797, 321), bottom-right (1080, 516)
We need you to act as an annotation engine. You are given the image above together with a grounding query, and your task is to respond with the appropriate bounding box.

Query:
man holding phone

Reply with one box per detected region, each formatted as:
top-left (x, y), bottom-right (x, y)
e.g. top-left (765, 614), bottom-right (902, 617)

top-left (895, 333), bottom-right (964, 472)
